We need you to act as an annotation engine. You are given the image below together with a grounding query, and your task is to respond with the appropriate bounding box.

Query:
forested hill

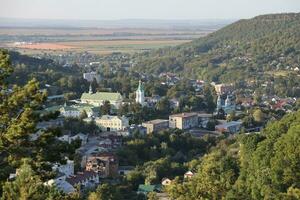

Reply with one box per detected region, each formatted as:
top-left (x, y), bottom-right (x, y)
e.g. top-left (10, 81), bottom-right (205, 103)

top-left (134, 13), bottom-right (300, 83)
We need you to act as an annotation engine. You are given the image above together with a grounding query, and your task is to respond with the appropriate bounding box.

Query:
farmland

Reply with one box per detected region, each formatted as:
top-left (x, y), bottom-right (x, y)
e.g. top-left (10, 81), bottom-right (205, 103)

top-left (0, 26), bottom-right (215, 55)
top-left (6, 39), bottom-right (191, 55)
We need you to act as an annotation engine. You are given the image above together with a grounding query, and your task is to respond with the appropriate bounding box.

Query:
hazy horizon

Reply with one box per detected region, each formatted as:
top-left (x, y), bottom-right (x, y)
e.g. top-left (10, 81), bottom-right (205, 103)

top-left (1, 0), bottom-right (299, 21)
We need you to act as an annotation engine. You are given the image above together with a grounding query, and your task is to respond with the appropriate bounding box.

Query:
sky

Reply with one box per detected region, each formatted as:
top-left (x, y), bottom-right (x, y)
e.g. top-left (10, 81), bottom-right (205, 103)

top-left (1, 0), bottom-right (300, 20)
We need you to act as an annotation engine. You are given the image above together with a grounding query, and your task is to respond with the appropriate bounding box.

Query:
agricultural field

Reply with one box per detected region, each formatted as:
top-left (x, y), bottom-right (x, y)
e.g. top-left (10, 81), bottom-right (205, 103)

top-left (5, 39), bottom-right (191, 55)
top-left (0, 27), bottom-right (212, 55)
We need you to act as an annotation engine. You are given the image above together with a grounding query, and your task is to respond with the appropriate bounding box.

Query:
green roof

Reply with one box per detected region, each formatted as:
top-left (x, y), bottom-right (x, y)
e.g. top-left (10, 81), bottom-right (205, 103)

top-left (137, 80), bottom-right (144, 92)
top-left (81, 92), bottom-right (122, 102)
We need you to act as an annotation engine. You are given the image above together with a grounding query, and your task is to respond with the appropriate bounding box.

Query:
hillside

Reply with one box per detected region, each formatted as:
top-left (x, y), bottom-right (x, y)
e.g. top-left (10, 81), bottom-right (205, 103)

top-left (166, 110), bottom-right (300, 199)
top-left (134, 13), bottom-right (300, 92)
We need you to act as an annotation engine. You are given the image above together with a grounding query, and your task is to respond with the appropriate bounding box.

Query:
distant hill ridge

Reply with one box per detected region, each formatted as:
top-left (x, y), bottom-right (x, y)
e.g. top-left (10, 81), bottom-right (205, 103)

top-left (134, 12), bottom-right (300, 83)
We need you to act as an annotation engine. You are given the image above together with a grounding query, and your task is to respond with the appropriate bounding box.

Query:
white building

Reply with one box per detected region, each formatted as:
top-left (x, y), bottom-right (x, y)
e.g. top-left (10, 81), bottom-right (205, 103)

top-left (95, 115), bottom-right (129, 131)
top-left (52, 159), bottom-right (74, 177)
top-left (135, 80), bottom-right (145, 106)
top-left (83, 72), bottom-right (101, 83)
top-left (44, 175), bottom-right (75, 194)
top-left (57, 133), bottom-right (88, 145)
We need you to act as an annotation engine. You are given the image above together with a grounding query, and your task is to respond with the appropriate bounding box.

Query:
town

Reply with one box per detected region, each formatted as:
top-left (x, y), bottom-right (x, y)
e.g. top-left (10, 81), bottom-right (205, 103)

top-left (5, 49), bottom-right (297, 198)
top-left (1, 3), bottom-right (300, 199)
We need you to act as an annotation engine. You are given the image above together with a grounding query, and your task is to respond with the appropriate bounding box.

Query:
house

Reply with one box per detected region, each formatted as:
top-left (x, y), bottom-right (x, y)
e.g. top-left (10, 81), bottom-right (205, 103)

top-left (169, 112), bottom-right (198, 130)
top-left (215, 121), bottom-right (243, 134)
top-left (184, 171), bottom-right (194, 179)
top-left (81, 90), bottom-right (123, 109)
top-left (161, 178), bottom-right (172, 186)
top-left (137, 184), bottom-right (162, 195)
top-left (95, 115), bottom-right (129, 131)
top-left (169, 98), bottom-right (180, 109)
top-left (213, 83), bottom-right (233, 95)
top-left (52, 159), bottom-right (74, 177)
top-left (60, 106), bottom-right (81, 118)
top-left (44, 175), bottom-right (75, 194)
top-left (66, 171), bottom-right (100, 188)
top-left (59, 103), bottom-right (100, 119)
top-left (83, 72), bottom-right (101, 83)
top-left (58, 133), bottom-right (88, 145)
top-left (142, 119), bottom-right (169, 134)
top-left (85, 152), bottom-right (119, 178)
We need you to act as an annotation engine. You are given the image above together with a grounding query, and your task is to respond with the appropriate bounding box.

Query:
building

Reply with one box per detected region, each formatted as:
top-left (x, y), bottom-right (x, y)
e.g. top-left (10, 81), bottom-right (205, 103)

top-left (161, 178), bottom-right (172, 186)
top-left (169, 112), bottom-right (198, 130)
top-left (95, 115), bottom-right (129, 131)
top-left (52, 160), bottom-right (74, 177)
top-left (60, 106), bottom-right (81, 118)
top-left (58, 133), bottom-right (88, 145)
top-left (59, 103), bottom-right (99, 118)
top-left (215, 121), bottom-right (243, 134)
top-left (44, 175), bottom-right (75, 194)
top-left (216, 95), bottom-right (236, 114)
top-left (83, 72), bottom-right (101, 83)
top-left (142, 119), bottom-right (169, 134)
top-left (184, 171), bottom-right (194, 179)
top-left (81, 89), bottom-right (123, 109)
top-left (198, 113), bottom-right (213, 128)
top-left (85, 152), bottom-right (118, 178)
top-left (66, 171), bottom-right (100, 188)
top-left (213, 83), bottom-right (233, 95)
top-left (135, 80), bottom-right (145, 106)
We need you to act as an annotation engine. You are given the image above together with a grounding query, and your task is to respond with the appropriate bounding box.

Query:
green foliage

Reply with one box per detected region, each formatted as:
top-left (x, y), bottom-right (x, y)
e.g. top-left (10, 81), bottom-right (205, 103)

top-left (166, 110), bottom-right (300, 199)
top-left (134, 13), bottom-right (300, 97)
top-left (1, 160), bottom-right (75, 200)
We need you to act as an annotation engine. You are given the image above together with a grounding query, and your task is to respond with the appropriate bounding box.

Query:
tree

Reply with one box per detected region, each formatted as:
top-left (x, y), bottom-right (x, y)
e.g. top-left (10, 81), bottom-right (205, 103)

top-left (1, 159), bottom-right (71, 200)
top-left (203, 85), bottom-right (216, 113)
top-left (0, 50), bottom-right (13, 86)
top-left (88, 183), bottom-right (121, 200)
top-left (100, 101), bottom-right (111, 115)
top-left (147, 192), bottom-right (159, 200)
top-left (156, 97), bottom-right (171, 116)
top-left (253, 109), bottom-right (265, 124)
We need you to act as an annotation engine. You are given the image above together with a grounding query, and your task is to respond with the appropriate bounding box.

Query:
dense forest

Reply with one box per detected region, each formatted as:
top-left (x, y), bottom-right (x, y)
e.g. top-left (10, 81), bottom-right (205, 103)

top-left (7, 51), bottom-right (89, 97)
top-left (165, 110), bottom-right (300, 199)
top-left (133, 13), bottom-right (300, 97)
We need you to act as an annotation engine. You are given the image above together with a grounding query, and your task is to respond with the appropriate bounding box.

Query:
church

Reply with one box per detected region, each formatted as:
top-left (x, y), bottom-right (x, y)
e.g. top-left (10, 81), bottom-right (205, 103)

top-left (216, 94), bottom-right (236, 114)
top-left (135, 80), bottom-right (146, 106)
top-left (80, 85), bottom-right (123, 109)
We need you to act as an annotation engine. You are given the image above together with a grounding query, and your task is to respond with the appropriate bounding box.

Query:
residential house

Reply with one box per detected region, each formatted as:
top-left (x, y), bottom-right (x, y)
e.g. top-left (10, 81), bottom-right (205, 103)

top-left (58, 133), bottom-right (88, 145)
top-left (161, 178), bottom-right (172, 186)
top-left (213, 83), bottom-right (233, 95)
top-left (44, 175), bottom-right (75, 194)
top-left (66, 171), bottom-right (100, 188)
top-left (85, 152), bottom-right (119, 178)
top-left (52, 159), bottom-right (74, 177)
top-left (184, 171), bottom-right (194, 179)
